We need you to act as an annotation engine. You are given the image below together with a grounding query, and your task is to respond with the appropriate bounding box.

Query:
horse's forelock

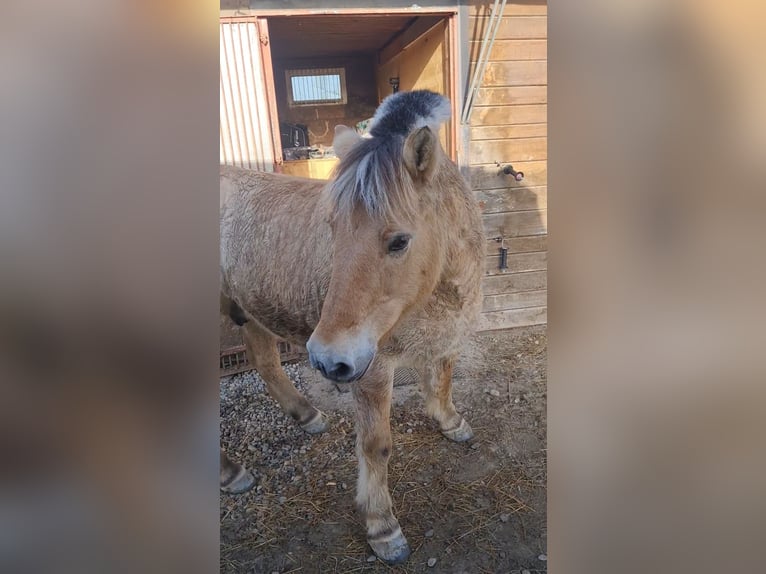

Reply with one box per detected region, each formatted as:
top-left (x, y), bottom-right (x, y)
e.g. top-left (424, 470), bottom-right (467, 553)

top-left (327, 90), bottom-right (451, 224)
top-left (326, 90), bottom-right (451, 223)
top-left (326, 135), bottom-right (417, 223)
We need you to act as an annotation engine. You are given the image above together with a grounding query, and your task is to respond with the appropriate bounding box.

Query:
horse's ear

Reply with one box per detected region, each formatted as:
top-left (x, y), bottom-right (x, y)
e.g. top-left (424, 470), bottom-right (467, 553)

top-left (403, 126), bottom-right (440, 183)
top-left (332, 125), bottom-right (362, 159)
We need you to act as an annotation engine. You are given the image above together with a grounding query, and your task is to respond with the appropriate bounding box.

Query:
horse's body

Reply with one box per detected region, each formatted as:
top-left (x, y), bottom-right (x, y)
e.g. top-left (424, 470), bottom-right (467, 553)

top-left (220, 167), bottom-right (482, 369)
top-left (220, 170), bottom-right (331, 343)
top-left (220, 91), bottom-right (484, 563)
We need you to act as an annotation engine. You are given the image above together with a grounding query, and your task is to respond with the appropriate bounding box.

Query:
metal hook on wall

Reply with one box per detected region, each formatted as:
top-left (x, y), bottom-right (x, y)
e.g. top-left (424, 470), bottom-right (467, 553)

top-left (495, 161), bottom-right (524, 182)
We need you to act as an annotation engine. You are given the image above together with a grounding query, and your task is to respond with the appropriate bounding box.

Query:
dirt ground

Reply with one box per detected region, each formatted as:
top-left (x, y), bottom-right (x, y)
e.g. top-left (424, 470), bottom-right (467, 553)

top-left (220, 325), bottom-right (547, 574)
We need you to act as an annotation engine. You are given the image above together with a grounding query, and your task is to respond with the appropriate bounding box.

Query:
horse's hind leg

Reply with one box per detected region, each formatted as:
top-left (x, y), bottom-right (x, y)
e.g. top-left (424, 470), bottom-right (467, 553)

top-left (220, 449), bottom-right (255, 494)
top-left (353, 362), bottom-right (410, 564)
top-left (417, 356), bottom-right (474, 442)
top-left (242, 321), bottom-right (329, 434)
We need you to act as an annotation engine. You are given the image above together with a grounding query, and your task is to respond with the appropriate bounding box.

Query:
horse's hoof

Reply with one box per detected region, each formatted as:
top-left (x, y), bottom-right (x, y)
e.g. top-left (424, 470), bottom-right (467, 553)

top-left (220, 466), bottom-right (255, 494)
top-left (300, 410), bottom-right (329, 434)
top-left (368, 527), bottom-right (411, 565)
top-left (442, 418), bottom-right (474, 442)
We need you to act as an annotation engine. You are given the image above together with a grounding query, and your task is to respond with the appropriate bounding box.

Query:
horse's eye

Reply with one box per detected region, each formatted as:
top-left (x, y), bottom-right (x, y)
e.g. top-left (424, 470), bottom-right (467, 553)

top-left (387, 234), bottom-right (411, 254)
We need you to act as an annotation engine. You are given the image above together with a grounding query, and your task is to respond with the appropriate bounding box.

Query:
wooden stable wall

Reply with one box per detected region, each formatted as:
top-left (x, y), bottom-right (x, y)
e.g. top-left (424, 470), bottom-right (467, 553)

top-left (468, 1), bottom-right (547, 331)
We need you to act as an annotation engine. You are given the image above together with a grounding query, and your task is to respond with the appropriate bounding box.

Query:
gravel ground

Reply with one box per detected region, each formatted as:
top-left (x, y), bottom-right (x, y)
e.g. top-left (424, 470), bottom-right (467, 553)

top-left (221, 326), bottom-right (547, 574)
top-left (220, 364), bottom-right (337, 496)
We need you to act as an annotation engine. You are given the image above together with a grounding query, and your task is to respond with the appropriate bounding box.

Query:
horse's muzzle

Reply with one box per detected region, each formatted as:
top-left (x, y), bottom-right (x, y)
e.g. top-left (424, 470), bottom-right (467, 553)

top-left (306, 334), bottom-right (375, 383)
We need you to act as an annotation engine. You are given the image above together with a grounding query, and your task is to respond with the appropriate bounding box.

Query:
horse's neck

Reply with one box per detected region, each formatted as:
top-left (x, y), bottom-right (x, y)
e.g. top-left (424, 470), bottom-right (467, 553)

top-left (437, 186), bottom-right (484, 286)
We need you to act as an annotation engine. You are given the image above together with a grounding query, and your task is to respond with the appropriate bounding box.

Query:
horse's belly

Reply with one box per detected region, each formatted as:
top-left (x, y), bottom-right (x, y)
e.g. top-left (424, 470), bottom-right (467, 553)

top-left (244, 295), bottom-right (318, 345)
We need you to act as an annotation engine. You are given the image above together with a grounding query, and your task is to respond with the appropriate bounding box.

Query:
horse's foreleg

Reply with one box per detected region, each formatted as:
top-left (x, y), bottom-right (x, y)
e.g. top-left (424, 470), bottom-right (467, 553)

top-left (242, 322), bottom-right (328, 434)
top-left (352, 365), bottom-right (410, 564)
top-left (220, 449), bottom-right (255, 494)
top-left (417, 356), bottom-right (474, 442)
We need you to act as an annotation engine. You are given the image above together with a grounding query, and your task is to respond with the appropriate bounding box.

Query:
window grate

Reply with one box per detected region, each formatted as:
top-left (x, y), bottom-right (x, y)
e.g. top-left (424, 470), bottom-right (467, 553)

top-left (286, 67), bottom-right (347, 107)
top-left (219, 342), bottom-right (305, 377)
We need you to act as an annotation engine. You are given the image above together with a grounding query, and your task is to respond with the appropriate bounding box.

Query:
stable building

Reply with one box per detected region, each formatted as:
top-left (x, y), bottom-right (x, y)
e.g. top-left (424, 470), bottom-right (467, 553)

top-left (219, 1), bottom-right (547, 336)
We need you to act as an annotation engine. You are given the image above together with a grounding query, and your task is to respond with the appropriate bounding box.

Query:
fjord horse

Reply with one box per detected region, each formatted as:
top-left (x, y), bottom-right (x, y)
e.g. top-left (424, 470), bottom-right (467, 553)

top-left (220, 90), bottom-right (484, 563)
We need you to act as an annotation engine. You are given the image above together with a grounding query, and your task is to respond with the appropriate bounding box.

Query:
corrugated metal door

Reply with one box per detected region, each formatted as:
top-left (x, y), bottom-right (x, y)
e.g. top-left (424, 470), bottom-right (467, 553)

top-left (220, 19), bottom-right (279, 171)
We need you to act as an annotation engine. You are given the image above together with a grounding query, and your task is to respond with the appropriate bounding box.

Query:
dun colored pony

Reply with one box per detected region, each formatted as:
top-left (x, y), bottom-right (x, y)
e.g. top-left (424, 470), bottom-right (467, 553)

top-left (219, 90), bottom-right (484, 563)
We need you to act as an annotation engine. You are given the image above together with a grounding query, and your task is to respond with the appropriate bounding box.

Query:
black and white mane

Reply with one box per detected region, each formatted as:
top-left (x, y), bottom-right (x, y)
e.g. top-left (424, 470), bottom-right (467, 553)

top-left (326, 90), bottom-right (451, 219)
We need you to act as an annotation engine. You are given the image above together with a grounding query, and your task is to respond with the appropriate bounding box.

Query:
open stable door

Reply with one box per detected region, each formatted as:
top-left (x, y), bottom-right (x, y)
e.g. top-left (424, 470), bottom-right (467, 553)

top-left (219, 18), bottom-right (282, 171)
top-left (219, 17), bottom-right (290, 370)
top-left (220, 11), bottom-right (458, 172)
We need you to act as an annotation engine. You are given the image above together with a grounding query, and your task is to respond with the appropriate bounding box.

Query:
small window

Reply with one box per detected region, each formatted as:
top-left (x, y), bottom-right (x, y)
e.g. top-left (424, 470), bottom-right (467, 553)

top-left (286, 67), bottom-right (347, 107)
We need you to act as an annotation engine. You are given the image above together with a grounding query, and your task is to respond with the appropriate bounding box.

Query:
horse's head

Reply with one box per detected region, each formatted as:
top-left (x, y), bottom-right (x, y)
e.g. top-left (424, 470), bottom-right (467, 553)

top-left (307, 91), bottom-right (454, 383)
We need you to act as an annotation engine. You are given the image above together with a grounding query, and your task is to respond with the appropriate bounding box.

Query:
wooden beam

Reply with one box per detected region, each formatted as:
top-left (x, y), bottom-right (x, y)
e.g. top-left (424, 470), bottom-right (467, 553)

top-left (483, 234), bottom-right (547, 256)
top-left (474, 85), bottom-right (547, 106)
top-left (471, 123), bottom-right (547, 140)
top-left (477, 187), bottom-right (548, 216)
top-left (484, 250), bottom-right (547, 276)
top-left (258, 19), bottom-right (284, 170)
top-left (245, 8), bottom-right (457, 17)
top-left (482, 289), bottom-right (547, 312)
top-left (478, 306), bottom-right (547, 331)
top-left (470, 136), bottom-right (547, 164)
top-left (468, 1), bottom-right (547, 17)
top-left (469, 39), bottom-right (547, 62)
top-left (470, 104), bottom-right (547, 126)
top-left (482, 209), bottom-right (548, 238)
top-left (378, 16), bottom-right (445, 67)
top-left (469, 16), bottom-right (547, 40)
top-left (483, 270), bottom-right (547, 296)
top-left (448, 14), bottom-right (458, 161)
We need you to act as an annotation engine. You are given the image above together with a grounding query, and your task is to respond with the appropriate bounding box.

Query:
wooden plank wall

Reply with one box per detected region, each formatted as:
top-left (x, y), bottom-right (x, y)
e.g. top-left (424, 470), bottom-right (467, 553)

top-left (468, 1), bottom-right (547, 331)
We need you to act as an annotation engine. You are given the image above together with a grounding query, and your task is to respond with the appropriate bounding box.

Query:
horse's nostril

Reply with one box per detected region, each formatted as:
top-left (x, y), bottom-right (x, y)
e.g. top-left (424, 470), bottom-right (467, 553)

top-left (310, 354), bottom-right (356, 382)
top-left (330, 362), bottom-right (353, 380)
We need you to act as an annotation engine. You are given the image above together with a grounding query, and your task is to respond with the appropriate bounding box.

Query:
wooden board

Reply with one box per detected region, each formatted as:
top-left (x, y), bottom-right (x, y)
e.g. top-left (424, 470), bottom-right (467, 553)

top-left (470, 160), bottom-right (547, 188)
top-left (483, 234), bottom-right (547, 256)
top-left (484, 250), bottom-right (547, 276)
top-left (469, 39), bottom-right (547, 62)
top-left (471, 123), bottom-right (546, 140)
top-left (482, 270), bottom-right (547, 295)
top-left (470, 104), bottom-right (547, 126)
top-left (267, 14), bottom-right (417, 59)
top-left (469, 16), bottom-right (547, 40)
top-left (478, 306), bottom-right (547, 331)
top-left (469, 5), bottom-right (548, 331)
top-left (477, 186), bottom-right (547, 215)
top-left (470, 136), bottom-right (547, 163)
top-left (378, 16), bottom-right (445, 66)
top-left (482, 289), bottom-right (547, 312)
top-left (474, 85), bottom-right (547, 106)
top-left (479, 61), bottom-right (547, 87)
top-left (468, 1), bottom-right (548, 17)
top-left (482, 209), bottom-right (547, 238)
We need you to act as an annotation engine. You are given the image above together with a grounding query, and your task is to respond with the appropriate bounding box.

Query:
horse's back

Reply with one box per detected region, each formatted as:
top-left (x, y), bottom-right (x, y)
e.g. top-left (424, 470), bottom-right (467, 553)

top-left (219, 166), bottom-right (332, 342)
top-left (220, 166), bottom-right (323, 210)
